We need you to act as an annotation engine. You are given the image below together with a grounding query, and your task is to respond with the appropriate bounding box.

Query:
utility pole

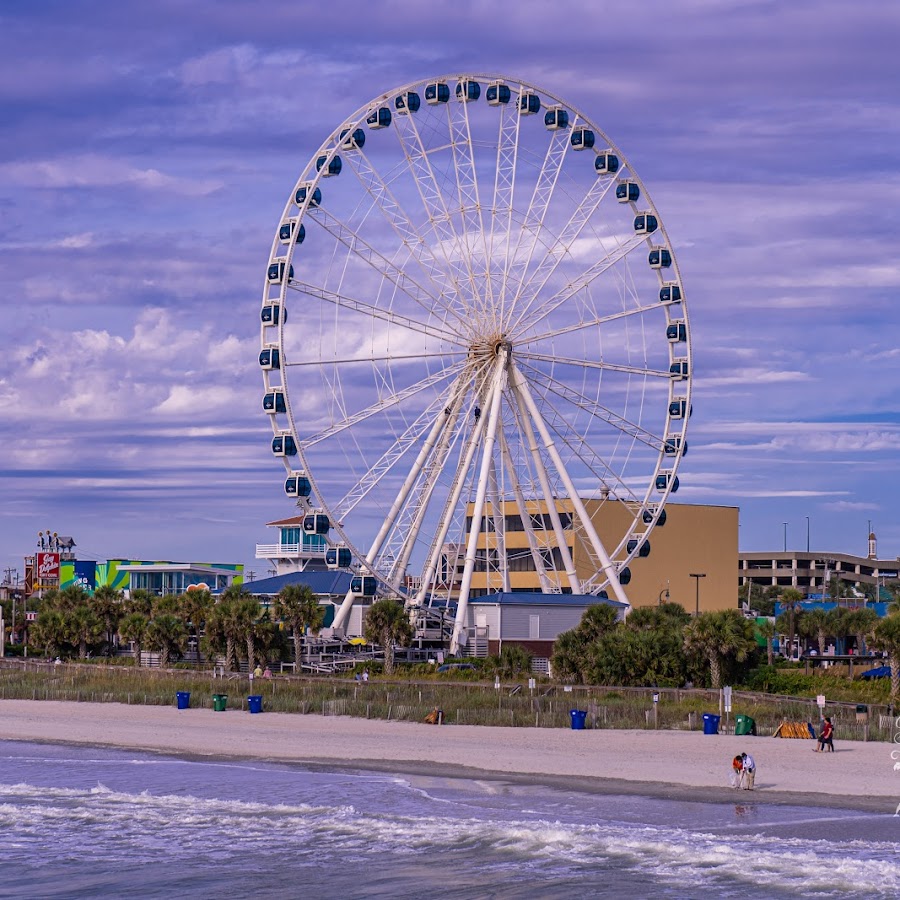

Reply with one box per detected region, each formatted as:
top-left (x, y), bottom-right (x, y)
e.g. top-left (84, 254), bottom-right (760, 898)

top-left (782, 522), bottom-right (788, 552)
top-left (805, 516), bottom-right (810, 553)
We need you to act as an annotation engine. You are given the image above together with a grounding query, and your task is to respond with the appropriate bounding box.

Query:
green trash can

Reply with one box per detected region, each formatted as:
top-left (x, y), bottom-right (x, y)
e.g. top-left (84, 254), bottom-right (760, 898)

top-left (735, 714), bottom-right (756, 736)
top-left (213, 694), bottom-right (228, 712)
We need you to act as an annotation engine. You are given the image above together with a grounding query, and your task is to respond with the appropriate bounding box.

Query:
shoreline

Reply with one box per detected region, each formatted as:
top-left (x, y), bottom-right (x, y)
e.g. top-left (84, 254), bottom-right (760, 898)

top-left (1, 699), bottom-right (896, 815)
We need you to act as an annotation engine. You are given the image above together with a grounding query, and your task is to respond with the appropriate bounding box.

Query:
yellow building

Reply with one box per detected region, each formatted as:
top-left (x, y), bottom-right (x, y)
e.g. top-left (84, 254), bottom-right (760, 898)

top-left (464, 499), bottom-right (737, 613)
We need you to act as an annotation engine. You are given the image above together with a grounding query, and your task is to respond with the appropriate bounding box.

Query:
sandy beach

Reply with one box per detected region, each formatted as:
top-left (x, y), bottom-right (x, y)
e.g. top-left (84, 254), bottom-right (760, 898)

top-left (1, 699), bottom-right (896, 813)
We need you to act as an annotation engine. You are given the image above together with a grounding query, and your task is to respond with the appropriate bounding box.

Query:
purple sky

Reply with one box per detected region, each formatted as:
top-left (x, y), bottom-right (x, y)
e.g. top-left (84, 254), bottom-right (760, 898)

top-left (2, 0), bottom-right (899, 583)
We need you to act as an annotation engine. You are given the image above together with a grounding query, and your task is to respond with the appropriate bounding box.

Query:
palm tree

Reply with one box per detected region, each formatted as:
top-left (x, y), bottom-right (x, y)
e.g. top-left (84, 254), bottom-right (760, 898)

top-left (577, 603), bottom-right (619, 641)
top-left (757, 619), bottom-right (776, 666)
top-left (32, 608), bottom-right (67, 658)
top-left (493, 643), bottom-right (532, 678)
top-left (120, 613), bottom-right (150, 667)
top-left (179, 589), bottom-right (213, 666)
top-left (92, 585), bottom-right (124, 656)
top-left (778, 588), bottom-right (804, 660)
top-left (799, 608), bottom-right (830, 657)
top-left (845, 608), bottom-right (877, 655)
top-left (825, 607), bottom-right (849, 654)
top-left (236, 597), bottom-right (263, 672)
top-left (273, 583), bottom-right (325, 668)
top-left (206, 598), bottom-right (241, 672)
top-left (683, 609), bottom-right (756, 689)
top-left (550, 628), bottom-right (587, 683)
top-left (67, 605), bottom-right (104, 658)
top-left (867, 613), bottom-right (900, 705)
top-left (146, 613), bottom-right (186, 669)
top-left (828, 574), bottom-right (854, 605)
top-left (57, 584), bottom-right (90, 612)
top-left (363, 598), bottom-right (413, 675)
top-left (126, 589), bottom-right (154, 618)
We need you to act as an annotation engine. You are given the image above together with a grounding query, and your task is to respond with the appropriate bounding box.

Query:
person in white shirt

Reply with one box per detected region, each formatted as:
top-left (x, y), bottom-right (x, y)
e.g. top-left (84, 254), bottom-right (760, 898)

top-left (741, 752), bottom-right (756, 790)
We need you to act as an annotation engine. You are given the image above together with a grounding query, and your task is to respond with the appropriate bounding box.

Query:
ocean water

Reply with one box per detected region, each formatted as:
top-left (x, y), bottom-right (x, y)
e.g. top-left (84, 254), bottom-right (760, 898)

top-left (0, 739), bottom-right (897, 899)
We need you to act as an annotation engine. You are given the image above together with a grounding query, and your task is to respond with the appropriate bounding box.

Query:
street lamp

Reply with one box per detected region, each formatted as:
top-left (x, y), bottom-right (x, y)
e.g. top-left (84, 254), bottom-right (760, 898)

top-left (689, 573), bottom-right (707, 616)
top-left (805, 516), bottom-right (810, 553)
top-left (657, 585), bottom-right (670, 606)
top-left (782, 522), bottom-right (788, 552)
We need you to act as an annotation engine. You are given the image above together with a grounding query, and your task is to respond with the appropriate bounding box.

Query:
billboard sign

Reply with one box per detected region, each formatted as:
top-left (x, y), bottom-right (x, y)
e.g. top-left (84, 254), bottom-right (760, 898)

top-left (73, 560), bottom-right (97, 592)
top-left (36, 552), bottom-right (60, 581)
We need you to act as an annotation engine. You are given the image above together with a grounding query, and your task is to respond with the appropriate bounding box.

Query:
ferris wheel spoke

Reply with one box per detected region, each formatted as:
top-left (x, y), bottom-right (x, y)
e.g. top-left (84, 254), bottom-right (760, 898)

top-left (298, 362), bottom-right (463, 451)
top-left (333, 379), bottom-right (462, 521)
top-left (392, 107), bottom-right (482, 320)
top-left (349, 375), bottom-right (467, 569)
top-left (510, 360), bottom-right (629, 606)
top-left (414, 382), bottom-right (495, 607)
top-left (451, 352), bottom-right (508, 654)
top-left (287, 281), bottom-right (464, 347)
top-left (521, 362), bottom-right (663, 462)
top-left (534, 394), bottom-right (641, 505)
top-left (503, 174), bottom-right (619, 331)
top-left (507, 389), bottom-right (581, 593)
top-left (447, 98), bottom-right (496, 327)
top-left (519, 350), bottom-right (672, 380)
top-left (491, 90), bottom-right (523, 331)
top-left (341, 147), bottom-right (469, 319)
top-left (304, 206), bottom-right (465, 330)
top-left (509, 230), bottom-right (647, 337)
top-left (501, 125), bottom-right (575, 323)
top-left (285, 350), bottom-right (463, 368)
top-left (385, 385), bottom-right (470, 590)
top-left (519, 301), bottom-right (663, 345)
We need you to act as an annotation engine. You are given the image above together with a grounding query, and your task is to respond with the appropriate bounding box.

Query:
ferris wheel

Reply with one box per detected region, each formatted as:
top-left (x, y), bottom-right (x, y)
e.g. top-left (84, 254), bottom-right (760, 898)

top-left (259, 74), bottom-right (691, 654)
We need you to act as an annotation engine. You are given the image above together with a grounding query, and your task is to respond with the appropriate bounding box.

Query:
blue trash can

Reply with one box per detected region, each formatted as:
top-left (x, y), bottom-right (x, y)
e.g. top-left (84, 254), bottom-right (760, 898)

top-left (702, 713), bottom-right (720, 735)
top-left (247, 695), bottom-right (263, 714)
top-left (176, 691), bottom-right (190, 710)
top-left (570, 709), bottom-right (587, 730)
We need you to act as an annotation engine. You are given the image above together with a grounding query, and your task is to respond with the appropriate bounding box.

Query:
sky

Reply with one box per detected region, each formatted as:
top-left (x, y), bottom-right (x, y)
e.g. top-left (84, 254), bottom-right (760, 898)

top-left (2, 0), bottom-right (899, 584)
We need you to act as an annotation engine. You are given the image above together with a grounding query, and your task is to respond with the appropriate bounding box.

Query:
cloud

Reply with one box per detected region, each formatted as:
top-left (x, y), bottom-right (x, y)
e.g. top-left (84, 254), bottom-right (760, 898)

top-left (0, 155), bottom-right (222, 196)
top-left (822, 500), bottom-right (880, 512)
top-left (2, 0), bottom-right (900, 576)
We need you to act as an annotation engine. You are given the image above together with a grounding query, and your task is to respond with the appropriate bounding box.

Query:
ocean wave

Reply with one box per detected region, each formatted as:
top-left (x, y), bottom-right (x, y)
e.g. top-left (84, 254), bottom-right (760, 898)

top-left (2, 777), bottom-right (898, 897)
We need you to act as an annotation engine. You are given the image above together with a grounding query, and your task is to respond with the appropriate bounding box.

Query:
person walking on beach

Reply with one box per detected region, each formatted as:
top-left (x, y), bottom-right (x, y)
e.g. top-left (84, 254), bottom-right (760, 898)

top-left (741, 752), bottom-right (756, 790)
top-left (815, 716), bottom-right (834, 752)
top-left (731, 755), bottom-right (745, 789)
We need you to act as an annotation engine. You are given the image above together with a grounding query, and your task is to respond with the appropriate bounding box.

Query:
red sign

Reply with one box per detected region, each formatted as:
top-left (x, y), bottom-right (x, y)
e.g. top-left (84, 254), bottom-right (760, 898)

top-left (36, 552), bottom-right (60, 580)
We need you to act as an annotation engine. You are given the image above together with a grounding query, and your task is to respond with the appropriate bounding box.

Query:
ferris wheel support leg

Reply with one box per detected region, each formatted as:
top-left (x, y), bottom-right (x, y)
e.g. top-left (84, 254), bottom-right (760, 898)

top-left (510, 379), bottom-right (581, 594)
top-left (450, 354), bottom-right (507, 656)
top-left (510, 362), bottom-right (631, 609)
top-left (391, 386), bottom-right (468, 595)
top-left (331, 376), bottom-right (464, 634)
top-left (413, 384), bottom-right (492, 609)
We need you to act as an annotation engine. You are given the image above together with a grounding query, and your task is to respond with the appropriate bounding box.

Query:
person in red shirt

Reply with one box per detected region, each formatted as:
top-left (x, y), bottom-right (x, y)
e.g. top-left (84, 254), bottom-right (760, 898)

top-left (815, 716), bottom-right (834, 752)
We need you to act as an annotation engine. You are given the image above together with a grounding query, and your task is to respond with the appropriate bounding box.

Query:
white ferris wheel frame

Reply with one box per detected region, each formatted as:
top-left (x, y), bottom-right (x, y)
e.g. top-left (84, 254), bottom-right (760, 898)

top-left (259, 74), bottom-right (692, 655)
